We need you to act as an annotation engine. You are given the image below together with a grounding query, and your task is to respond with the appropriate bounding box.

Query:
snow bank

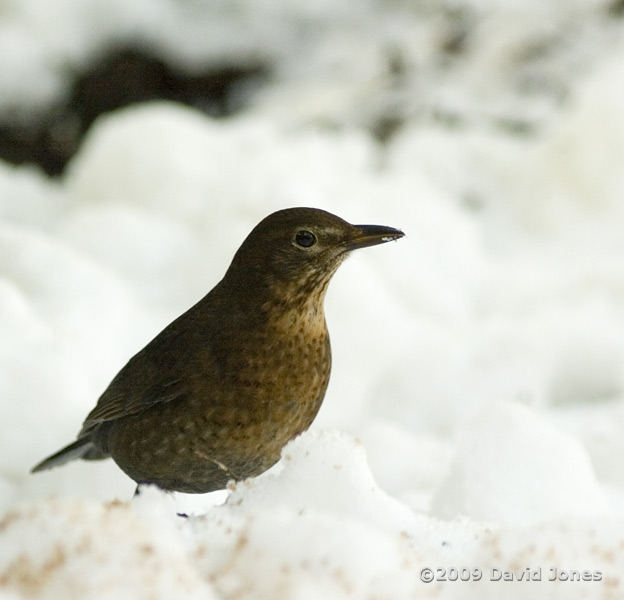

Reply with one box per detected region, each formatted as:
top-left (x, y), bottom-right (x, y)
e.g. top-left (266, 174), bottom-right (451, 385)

top-left (2, 432), bottom-right (621, 599)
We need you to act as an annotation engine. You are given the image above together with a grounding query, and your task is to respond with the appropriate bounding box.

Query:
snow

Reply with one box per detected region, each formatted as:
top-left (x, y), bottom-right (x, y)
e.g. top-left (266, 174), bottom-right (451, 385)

top-left (2, 1), bottom-right (624, 598)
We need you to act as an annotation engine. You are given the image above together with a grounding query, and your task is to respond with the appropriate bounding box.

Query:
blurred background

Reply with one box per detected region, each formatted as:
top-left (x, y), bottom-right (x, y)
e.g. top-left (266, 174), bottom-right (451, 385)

top-left (2, 0), bottom-right (624, 521)
top-left (2, 0), bottom-right (622, 177)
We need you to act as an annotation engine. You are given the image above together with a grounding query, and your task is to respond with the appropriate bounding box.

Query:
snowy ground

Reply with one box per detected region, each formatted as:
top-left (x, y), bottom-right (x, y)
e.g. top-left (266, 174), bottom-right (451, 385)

top-left (2, 1), bottom-right (624, 598)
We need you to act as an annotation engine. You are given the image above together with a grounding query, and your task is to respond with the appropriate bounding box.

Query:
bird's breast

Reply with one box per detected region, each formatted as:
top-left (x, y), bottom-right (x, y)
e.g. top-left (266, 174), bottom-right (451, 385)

top-left (212, 303), bottom-right (332, 428)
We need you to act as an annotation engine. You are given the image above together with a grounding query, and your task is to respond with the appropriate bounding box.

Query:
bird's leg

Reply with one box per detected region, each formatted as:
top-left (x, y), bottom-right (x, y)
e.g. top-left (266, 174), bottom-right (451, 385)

top-left (133, 481), bottom-right (189, 518)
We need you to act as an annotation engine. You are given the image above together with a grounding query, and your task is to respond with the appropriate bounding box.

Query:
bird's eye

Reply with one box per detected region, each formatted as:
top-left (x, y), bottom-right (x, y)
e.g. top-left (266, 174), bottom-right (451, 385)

top-left (295, 230), bottom-right (317, 248)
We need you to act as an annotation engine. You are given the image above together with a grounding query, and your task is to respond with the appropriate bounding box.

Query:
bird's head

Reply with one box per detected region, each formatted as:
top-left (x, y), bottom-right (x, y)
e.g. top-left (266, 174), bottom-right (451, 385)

top-left (225, 207), bottom-right (404, 309)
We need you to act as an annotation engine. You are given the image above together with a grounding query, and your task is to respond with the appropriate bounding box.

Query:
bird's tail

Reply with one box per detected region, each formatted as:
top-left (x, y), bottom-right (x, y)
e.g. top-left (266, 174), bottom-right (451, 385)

top-left (31, 438), bottom-right (107, 473)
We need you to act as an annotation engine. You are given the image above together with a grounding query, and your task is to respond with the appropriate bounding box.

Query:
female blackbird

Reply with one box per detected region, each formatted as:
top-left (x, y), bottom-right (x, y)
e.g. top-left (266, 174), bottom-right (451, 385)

top-left (32, 207), bottom-right (404, 493)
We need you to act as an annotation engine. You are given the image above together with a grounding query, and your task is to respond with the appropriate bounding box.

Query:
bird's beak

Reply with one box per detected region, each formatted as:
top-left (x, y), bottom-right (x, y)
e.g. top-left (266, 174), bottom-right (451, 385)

top-left (345, 224), bottom-right (405, 251)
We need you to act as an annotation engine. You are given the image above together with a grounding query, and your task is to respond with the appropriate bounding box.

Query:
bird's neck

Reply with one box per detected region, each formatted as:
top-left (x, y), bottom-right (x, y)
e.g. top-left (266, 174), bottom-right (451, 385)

top-left (260, 291), bottom-right (328, 338)
top-left (214, 272), bottom-right (330, 337)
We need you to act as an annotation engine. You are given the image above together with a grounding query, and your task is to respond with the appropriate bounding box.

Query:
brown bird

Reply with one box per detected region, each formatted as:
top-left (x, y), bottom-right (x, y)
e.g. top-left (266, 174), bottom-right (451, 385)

top-left (32, 207), bottom-right (404, 493)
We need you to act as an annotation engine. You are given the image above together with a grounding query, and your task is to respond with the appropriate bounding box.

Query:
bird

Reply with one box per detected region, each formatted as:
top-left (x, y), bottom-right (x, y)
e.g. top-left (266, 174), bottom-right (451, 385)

top-left (32, 207), bottom-right (404, 493)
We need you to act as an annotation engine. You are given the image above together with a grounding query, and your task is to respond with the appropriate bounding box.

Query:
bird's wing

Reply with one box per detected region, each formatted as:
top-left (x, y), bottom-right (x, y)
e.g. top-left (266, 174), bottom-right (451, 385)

top-left (81, 378), bottom-right (186, 431)
top-left (77, 323), bottom-right (215, 439)
top-left (78, 360), bottom-right (191, 439)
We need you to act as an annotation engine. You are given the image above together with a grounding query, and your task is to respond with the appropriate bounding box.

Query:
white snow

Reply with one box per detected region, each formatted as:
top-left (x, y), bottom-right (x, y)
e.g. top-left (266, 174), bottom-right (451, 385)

top-left (2, 1), bottom-right (624, 598)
